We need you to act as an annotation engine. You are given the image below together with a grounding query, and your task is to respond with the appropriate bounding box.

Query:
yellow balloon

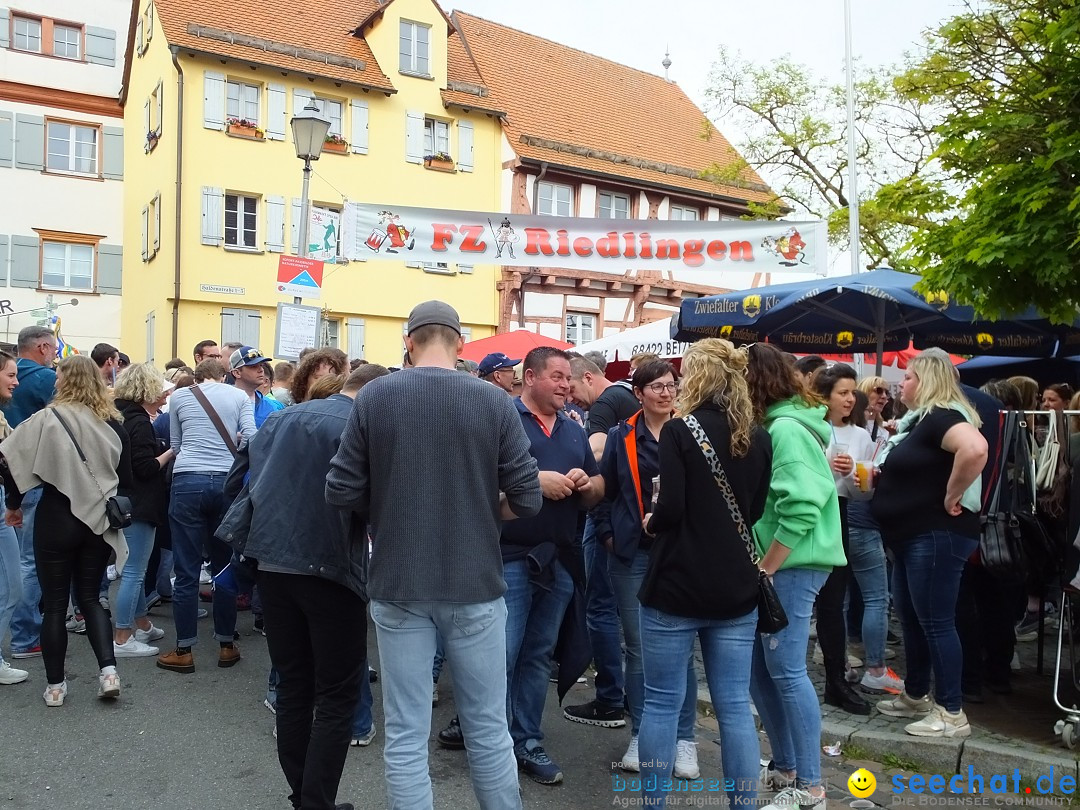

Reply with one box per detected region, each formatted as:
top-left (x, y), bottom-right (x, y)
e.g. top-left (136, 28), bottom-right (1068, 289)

top-left (848, 768), bottom-right (877, 798)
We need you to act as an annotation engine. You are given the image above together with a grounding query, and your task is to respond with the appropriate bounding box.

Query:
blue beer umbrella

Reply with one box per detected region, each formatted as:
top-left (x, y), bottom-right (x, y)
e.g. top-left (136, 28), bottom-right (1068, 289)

top-left (673, 268), bottom-right (1078, 373)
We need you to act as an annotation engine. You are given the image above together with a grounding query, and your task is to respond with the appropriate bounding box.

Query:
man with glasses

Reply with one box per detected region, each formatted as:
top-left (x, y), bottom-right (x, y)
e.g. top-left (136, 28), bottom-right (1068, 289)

top-left (479, 352), bottom-right (520, 394)
top-left (193, 340), bottom-right (223, 365)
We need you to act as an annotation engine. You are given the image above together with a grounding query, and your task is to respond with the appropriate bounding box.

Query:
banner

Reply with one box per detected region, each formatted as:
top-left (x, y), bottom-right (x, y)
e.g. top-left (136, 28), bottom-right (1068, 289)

top-left (307, 207), bottom-right (340, 263)
top-left (340, 203), bottom-right (827, 276)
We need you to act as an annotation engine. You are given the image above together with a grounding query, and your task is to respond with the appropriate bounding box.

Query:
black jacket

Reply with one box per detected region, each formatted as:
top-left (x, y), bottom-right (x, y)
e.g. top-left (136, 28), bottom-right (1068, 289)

top-left (643, 404), bottom-right (773, 620)
top-left (115, 398), bottom-right (169, 525)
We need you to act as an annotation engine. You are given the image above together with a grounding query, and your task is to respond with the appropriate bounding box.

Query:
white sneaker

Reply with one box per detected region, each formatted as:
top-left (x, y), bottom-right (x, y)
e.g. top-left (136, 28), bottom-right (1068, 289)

top-left (904, 705), bottom-right (971, 738)
top-left (877, 690), bottom-right (934, 718)
top-left (760, 786), bottom-right (826, 809)
top-left (113, 637), bottom-right (159, 658)
top-left (860, 668), bottom-right (904, 694)
top-left (200, 565), bottom-right (212, 585)
top-left (620, 736), bottom-right (640, 772)
top-left (1011, 651), bottom-right (1021, 672)
top-left (350, 723), bottom-right (377, 747)
top-left (263, 698), bottom-right (277, 715)
top-left (106, 564), bottom-right (119, 581)
top-left (673, 739), bottom-right (700, 779)
top-left (65, 614), bottom-right (85, 634)
top-left (43, 681), bottom-right (68, 707)
top-left (0, 660), bottom-right (28, 685)
top-left (135, 624), bottom-right (166, 644)
top-left (98, 672), bottom-right (121, 699)
top-left (760, 763), bottom-right (797, 792)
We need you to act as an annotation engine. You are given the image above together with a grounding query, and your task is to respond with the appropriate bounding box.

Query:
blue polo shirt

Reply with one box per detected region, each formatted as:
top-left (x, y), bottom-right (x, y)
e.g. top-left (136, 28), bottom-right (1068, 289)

top-left (501, 397), bottom-right (599, 549)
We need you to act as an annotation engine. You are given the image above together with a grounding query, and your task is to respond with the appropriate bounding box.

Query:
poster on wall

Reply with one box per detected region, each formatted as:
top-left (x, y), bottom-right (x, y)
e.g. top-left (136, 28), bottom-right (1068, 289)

top-left (274, 303), bottom-right (321, 360)
top-left (340, 203), bottom-right (827, 276)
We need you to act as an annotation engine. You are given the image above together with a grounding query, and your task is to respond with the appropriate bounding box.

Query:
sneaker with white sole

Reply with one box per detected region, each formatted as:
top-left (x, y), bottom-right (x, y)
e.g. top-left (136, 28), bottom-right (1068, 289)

top-left (264, 698), bottom-right (277, 715)
top-left (877, 690), bottom-right (934, 718)
top-left (65, 614), bottom-right (86, 634)
top-left (43, 681), bottom-right (68, 707)
top-left (760, 786), bottom-right (826, 810)
top-left (760, 762), bottom-right (797, 792)
top-left (200, 565), bottom-right (212, 585)
top-left (621, 735), bottom-right (640, 772)
top-left (0, 660), bottom-right (28, 685)
top-left (113, 637), bottom-right (159, 658)
top-left (516, 742), bottom-right (563, 785)
top-left (135, 624), bottom-right (166, 644)
top-left (673, 739), bottom-right (700, 779)
top-left (351, 724), bottom-right (377, 747)
top-left (106, 564), bottom-right (119, 581)
top-left (860, 668), bottom-right (904, 694)
top-left (904, 705), bottom-right (971, 738)
top-left (98, 672), bottom-right (121, 699)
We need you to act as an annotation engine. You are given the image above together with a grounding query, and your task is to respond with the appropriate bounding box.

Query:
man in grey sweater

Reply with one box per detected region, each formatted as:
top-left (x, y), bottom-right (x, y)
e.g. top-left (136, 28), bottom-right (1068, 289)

top-left (326, 301), bottom-right (541, 810)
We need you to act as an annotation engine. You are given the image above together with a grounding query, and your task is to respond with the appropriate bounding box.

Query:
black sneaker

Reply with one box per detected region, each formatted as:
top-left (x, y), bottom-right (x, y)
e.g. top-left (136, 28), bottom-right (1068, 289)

top-left (437, 716), bottom-right (466, 750)
top-left (563, 699), bottom-right (626, 728)
top-left (253, 617), bottom-right (266, 636)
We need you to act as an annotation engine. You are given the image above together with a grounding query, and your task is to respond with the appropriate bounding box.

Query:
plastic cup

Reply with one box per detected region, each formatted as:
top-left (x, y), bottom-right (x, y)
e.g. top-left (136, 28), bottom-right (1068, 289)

top-left (854, 460), bottom-right (875, 493)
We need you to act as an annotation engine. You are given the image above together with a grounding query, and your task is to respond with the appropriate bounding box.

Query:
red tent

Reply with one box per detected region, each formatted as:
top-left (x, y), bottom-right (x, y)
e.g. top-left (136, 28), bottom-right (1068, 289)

top-left (459, 330), bottom-right (574, 362)
top-left (819, 342), bottom-right (965, 370)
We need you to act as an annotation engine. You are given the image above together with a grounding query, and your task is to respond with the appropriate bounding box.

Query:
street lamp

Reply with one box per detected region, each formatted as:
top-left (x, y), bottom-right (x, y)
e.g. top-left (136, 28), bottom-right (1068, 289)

top-left (289, 98), bottom-right (330, 305)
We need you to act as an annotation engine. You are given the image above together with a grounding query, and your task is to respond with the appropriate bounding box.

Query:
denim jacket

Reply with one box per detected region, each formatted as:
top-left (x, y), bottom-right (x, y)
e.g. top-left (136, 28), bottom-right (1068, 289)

top-left (222, 394), bottom-right (367, 598)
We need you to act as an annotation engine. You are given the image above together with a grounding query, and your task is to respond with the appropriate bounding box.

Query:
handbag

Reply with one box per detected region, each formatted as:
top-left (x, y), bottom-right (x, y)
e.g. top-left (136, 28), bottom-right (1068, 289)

top-left (683, 414), bottom-right (789, 634)
top-left (1013, 418), bottom-right (1065, 568)
top-left (51, 409), bottom-right (133, 530)
top-left (979, 412), bottom-right (1025, 577)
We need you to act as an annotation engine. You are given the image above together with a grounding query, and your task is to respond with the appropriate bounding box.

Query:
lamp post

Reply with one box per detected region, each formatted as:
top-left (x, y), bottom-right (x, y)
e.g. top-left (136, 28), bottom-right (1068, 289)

top-left (289, 98), bottom-right (331, 305)
top-left (844, 0), bottom-right (860, 275)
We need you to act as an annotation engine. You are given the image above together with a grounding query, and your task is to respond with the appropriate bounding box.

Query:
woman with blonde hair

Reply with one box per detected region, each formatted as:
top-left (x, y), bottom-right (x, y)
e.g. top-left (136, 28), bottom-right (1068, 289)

top-left (872, 348), bottom-right (987, 737)
top-left (0, 355), bottom-right (133, 706)
top-left (111, 363), bottom-right (175, 657)
top-left (858, 375), bottom-right (893, 442)
top-left (638, 339), bottom-right (772, 808)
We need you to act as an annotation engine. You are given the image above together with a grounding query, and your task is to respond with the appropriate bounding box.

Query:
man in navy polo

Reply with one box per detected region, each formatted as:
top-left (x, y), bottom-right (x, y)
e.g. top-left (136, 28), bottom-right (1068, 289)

top-left (501, 346), bottom-right (603, 784)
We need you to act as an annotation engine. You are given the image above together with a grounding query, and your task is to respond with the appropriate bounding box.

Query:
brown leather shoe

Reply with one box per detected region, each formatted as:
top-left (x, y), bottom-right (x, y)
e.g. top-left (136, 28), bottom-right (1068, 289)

top-left (157, 649), bottom-right (194, 673)
top-left (218, 644), bottom-right (241, 668)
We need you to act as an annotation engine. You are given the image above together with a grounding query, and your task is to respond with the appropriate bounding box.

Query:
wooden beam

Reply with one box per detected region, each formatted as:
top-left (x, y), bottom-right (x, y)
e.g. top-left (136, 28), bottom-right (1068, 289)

top-left (576, 278), bottom-right (591, 289)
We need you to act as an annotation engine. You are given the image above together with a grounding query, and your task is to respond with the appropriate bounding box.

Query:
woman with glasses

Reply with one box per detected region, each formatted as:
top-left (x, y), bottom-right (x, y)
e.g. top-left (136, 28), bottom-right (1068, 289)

top-left (595, 360), bottom-right (700, 780)
top-left (858, 376), bottom-right (894, 442)
top-left (636, 339), bottom-right (772, 807)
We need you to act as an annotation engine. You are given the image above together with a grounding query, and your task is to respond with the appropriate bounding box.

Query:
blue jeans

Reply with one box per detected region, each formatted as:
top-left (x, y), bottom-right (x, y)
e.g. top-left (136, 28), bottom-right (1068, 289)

top-left (10, 486), bottom-right (42, 653)
top-left (169, 472), bottom-right (235, 647)
top-left (750, 567), bottom-right (829, 788)
top-left (893, 530), bottom-right (977, 713)
top-left (114, 521), bottom-right (155, 630)
top-left (0, 516), bottom-right (20, 659)
top-left (848, 527), bottom-right (889, 668)
top-left (639, 605), bottom-right (759, 808)
top-left (370, 599), bottom-right (520, 810)
top-left (503, 558), bottom-right (574, 751)
top-left (351, 667), bottom-right (376, 737)
top-left (583, 516), bottom-right (624, 707)
top-left (610, 548), bottom-right (696, 738)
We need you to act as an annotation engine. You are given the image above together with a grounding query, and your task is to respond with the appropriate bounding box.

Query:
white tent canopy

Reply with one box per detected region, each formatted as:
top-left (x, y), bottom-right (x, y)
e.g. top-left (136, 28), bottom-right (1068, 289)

top-left (573, 317), bottom-right (689, 364)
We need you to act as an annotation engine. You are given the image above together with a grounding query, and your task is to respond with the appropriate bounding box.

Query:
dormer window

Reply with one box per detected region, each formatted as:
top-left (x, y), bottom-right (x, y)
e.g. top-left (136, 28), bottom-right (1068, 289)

top-left (399, 20), bottom-right (430, 77)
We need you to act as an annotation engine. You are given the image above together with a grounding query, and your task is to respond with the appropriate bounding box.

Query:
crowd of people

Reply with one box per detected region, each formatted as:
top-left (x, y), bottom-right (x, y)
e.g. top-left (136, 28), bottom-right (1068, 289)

top-left (0, 307), bottom-right (1076, 810)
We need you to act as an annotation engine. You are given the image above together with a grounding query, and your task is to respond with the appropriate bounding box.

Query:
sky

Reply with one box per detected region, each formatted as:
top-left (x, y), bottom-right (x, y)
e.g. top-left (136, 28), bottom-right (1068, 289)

top-left (447, 0), bottom-right (965, 283)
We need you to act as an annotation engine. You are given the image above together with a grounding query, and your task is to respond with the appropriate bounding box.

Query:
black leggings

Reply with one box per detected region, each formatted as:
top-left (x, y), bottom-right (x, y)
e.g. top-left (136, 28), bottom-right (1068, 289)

top-left (816, 497), bottom-right (851, 683)
top-left (34, 487), bottom-right (116, 684)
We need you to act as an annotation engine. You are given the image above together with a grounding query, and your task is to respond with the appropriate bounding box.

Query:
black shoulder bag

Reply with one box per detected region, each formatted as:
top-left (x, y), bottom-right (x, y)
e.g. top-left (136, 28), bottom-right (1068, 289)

top-left (51, 409), bottom-right (133, 530)
top-left (979, 411), bottom-right (1025, 577)
top-left (683, 414), bottom-right (789, 634)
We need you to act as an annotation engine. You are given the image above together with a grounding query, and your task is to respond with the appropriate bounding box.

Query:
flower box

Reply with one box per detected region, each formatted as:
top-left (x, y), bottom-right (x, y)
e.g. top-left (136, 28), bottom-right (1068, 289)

top-left (226, 120), bottom-right (264, 140)
top-left (424, 157), bottom-right (455, 172)
top-left (323, 140), bottom-right (348, 154)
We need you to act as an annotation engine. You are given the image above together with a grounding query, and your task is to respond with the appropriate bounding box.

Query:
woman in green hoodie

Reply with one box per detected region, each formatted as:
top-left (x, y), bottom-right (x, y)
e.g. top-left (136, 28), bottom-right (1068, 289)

top-left (745, 344), bottom-right (845, 810)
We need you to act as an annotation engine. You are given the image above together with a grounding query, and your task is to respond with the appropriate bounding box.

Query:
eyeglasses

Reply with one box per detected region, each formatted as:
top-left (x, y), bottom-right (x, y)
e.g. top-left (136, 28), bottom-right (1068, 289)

top-left (873, 387), bottom-right (889, 395)
top-left (646, 382), bottom-right (679, 394)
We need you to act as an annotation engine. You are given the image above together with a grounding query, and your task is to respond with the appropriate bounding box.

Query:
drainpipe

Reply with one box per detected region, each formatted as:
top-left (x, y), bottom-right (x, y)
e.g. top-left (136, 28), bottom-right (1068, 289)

top-left (169, 46), bottom-right (184, 358)
top-left (519, 161), bottom-right (549, 327)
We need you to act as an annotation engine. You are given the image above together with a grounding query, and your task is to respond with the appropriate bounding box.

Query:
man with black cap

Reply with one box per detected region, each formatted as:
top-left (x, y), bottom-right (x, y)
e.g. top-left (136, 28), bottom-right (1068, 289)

top-left (327, 300), bottom-right (541, 810)
top-left (479, 352), bottom-right (520, 394)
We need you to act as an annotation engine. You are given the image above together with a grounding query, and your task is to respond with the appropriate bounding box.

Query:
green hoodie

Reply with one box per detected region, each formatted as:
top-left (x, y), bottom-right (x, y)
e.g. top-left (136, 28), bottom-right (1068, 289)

top-left (752, 396), bottom-right (846, 572)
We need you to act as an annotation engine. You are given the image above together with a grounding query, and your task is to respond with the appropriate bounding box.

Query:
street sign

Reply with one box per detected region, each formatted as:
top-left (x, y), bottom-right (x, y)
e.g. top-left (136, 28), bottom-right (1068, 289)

top-left (276, 255), bottom-right (324, 300)
top-left (30, 309), bottom-right (47, 317)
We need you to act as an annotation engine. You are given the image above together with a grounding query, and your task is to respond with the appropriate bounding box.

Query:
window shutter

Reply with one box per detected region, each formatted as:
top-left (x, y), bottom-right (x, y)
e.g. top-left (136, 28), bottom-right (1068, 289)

top-left (135, 18), bottom-right (144, 55)
top-left (221, 308), bottom-right (241, 344)
top-left (405, 110), bottom-right (424, 164)
top-left (0, 235), bottom-right (8, 285)
top-left (0, 10), bottom-right (8, 49)
top-left (457, 264), bottom-right (473, 274)
top-left (203, 71), bottom-right (225, 131)
top-left (141, 205), bottom-right (149, 261)
top-left (265, 195), bottom-right (285, 253)
top-left (153, 193), bottom-right (161, 251)
top-left (347, 318), bottom-right (365, 360)
top-left (144, 98), bottom-right (151, 139)
top-left (102, 127), bottom-right (124, 179)
top-left (201, 186), bottom-right (225, 245)
top-left (290, 197), bottom-right (302, 252)
top-left (240, 310), bottom-right (261, 347)
top-left (266, 84), bottom-right (287, 141)
top-left (14, 114), bottom-right (44, 171)
top-left (85, 27), bottom-right (117, 67)
top-left (0, 110), bottom-right (12, 168)
top-left (145, 311), bottom-right (156, 365)
top-left (457, 120), bottom-right (474, 172)
top-left (350, 100), bottom-right (369, 154)
top-left (98, 244), bottom-right (123, 295)
top-left (146, 2), bottom-right (154, 41)
top-left (156, 82), bottom-right (163, 133)
top-left (10, 235), bottom-right (39, 289)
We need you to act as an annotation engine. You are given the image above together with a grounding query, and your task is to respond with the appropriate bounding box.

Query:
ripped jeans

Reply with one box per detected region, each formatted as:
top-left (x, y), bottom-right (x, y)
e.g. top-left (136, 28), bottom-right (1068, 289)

top-left (749, 566), bottom-right (829, 788)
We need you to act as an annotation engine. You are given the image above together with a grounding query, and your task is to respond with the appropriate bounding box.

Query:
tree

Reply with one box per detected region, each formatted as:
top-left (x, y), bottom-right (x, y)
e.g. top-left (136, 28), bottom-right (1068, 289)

top-left (893, 0), bottom-right (1080, 320)
top-left (703, 48), bottom-right (938, 270)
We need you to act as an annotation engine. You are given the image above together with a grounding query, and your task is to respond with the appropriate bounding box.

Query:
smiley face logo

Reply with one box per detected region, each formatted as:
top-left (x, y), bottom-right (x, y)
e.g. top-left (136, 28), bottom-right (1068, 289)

top-left (848, 768), bottom-right (876, 798)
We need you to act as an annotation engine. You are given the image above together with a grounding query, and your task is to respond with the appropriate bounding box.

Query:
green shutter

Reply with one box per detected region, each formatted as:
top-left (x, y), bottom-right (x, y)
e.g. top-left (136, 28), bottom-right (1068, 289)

top-left (10, 235), bottom-right (39, 289)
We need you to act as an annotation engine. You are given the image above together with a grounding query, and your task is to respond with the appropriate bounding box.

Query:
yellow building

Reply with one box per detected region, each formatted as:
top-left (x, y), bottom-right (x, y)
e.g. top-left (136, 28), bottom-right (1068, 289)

top-left (119, 0), bottom-right (504, 365)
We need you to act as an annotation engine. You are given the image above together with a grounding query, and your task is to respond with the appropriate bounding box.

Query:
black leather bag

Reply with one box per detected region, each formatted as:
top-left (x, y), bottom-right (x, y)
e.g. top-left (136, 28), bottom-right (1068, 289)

top-left (979, 412), bottom-right (1025, 578)
top-left (51, 409), bottom-right (133, 530)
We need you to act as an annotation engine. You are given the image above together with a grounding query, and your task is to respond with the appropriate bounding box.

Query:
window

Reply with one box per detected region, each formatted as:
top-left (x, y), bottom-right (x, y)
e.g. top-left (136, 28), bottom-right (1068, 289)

top-left (226, 80), bottom-right (260, 124)
top-left (565, 312), bottom-right (595, 346)
top-left (312, 97), bottom-right (342, 136)
top-left (424, 118), bottom-right (450, 158)
top-left (53, 24), bottom-right (80, 59)
top-left (461, 327), bottom-right (472, 343)
top-left (321, 317), bottom-right (340, 348)
top-left (225, 194), bottom-right (258, 249)
top-left (13, 16), bottom-right (42, 52)
top-left (670, 204), bottom-right (700, 221)
top-left (422, 261), bottom-right (454, 275)
top-left (46, 121), bottom-right (99, 175)
top-left (599, 192), bottom-right (630, 219)
top-left (399, 20), bottom-right (430, 75)
top-left (537, 181), bottom-right (572, 217)
top-left (42, 241), bottom-right (94, 291)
